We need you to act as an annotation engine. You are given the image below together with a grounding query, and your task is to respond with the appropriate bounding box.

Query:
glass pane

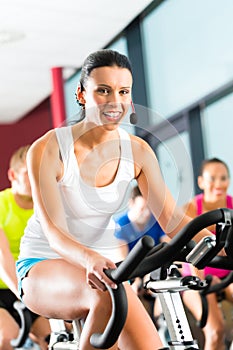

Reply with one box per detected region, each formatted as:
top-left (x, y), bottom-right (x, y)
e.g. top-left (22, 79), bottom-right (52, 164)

top-left (201, 93), bottom-right (233, 193)
top-left (64, 71), bottom-right (81, 123)
top-left (156, 131), bottom-right (194, 206)
top-left (106, 36), bottom-right (128, 55)
top-left (142, 0), bottom-right (233, 121)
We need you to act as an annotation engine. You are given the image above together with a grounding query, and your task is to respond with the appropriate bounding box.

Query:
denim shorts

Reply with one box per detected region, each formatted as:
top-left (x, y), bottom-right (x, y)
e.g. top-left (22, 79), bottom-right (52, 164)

top-left (16, 257), bottom-right (48, 300)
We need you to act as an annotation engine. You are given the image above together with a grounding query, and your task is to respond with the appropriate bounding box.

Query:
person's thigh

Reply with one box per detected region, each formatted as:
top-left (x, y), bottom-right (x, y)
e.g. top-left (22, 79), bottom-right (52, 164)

top-left (22, 258), bottom-right (104, 320)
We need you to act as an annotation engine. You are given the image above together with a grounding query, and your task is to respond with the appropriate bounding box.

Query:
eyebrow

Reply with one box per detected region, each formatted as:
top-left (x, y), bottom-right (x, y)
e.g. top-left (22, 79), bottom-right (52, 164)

top-left (97, 83), bottom-right (131, 89)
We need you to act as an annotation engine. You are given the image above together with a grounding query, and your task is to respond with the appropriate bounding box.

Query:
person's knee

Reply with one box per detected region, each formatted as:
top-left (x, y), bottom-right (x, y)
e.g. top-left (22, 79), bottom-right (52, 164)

top-left (85, 289), bottom-right (112, 320)
top-left (91, 291), bottom-right (112, 316)
top-left (205, 322), bottom-right (225, 346)
top-left (61, 289), bottom-right (112, 321)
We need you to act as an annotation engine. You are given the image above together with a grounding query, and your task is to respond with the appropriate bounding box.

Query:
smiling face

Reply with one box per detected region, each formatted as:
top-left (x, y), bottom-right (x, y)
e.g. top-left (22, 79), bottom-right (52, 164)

top-left (8, 145), bottom-right (32, 197)
top-left (8, 158), bottom-right (32, 197)
top-left (198, 162), bottom-right (230, 202)
top-left (77, 65), bottom-right (133, 129)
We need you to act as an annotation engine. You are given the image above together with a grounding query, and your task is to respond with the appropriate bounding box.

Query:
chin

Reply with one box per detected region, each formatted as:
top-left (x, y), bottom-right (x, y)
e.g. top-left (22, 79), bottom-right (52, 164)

top-left (102, 122), bottom-right (119, 131)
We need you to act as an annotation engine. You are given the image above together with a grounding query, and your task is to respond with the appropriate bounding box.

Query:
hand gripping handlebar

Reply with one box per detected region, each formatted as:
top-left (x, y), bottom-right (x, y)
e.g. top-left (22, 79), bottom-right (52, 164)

top-left (90, 235), bottom-right (154, 348)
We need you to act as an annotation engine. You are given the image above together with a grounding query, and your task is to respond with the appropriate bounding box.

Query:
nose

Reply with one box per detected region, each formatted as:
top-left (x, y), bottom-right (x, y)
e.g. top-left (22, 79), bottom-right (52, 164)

top-left (108, 91), bottom-right (121, 105)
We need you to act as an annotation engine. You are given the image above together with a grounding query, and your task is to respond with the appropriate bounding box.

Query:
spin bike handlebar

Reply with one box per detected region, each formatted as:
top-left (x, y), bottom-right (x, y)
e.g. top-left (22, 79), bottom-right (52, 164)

top-left (197, 271), bottom-right (233, 328)
top-left (203, 270), bottom-right (233, 295)
top-left (90, 208), bottom-right (233, 349)
top-left (90, 236), bottom-right (154, 348)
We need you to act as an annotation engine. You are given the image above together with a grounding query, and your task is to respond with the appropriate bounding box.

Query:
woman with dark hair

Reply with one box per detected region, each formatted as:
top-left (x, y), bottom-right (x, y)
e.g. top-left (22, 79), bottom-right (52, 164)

top-left (182, 157), bottom-right (233, 350)
top-left (16, 49), bottom-right (212, 349)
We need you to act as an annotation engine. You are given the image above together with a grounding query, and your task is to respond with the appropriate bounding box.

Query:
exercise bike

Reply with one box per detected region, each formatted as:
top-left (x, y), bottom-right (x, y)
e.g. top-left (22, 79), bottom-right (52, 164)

top-left (12, 208), bottom-right (233, 349)
top-left (90, 208), bottom-right (233, 350)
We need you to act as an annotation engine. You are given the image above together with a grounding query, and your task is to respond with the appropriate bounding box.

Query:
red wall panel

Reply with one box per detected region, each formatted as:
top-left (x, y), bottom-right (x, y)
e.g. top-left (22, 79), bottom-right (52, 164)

top-left (0, 99), bottom-right (52, 190)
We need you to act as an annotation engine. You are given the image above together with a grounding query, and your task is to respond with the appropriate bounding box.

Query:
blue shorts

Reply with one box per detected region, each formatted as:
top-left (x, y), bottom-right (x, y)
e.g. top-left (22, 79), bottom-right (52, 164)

top-left (16, 258), bottom-right (48, 300)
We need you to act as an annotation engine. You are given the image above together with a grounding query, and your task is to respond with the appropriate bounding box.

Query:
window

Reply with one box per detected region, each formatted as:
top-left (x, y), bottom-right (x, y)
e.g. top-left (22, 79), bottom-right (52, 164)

top-left (64, 70), bottom-right (81, 122)
top-left (201, 92), bottom-right (233, 193)
top-left (156, 131), bottom-right (194, 205)
top-left (142, 0), bottom-right (233, 121)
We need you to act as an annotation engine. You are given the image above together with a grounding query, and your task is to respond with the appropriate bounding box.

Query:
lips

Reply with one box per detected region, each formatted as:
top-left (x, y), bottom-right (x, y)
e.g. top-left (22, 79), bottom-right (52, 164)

top-left (213, 189), bottom-right (225, 196)
top-left (103, 111), bottom-right (122, 121)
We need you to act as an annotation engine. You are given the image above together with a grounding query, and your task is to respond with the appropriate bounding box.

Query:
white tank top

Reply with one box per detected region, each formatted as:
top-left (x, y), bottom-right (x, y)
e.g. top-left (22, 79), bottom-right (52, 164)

top-left (19, 126), bottom-right (135, 262)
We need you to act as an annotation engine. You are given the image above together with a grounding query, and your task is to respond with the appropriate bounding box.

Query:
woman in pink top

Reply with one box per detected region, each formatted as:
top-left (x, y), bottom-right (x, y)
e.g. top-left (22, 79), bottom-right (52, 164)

top-left (182, 157), bottom-right (233, 350)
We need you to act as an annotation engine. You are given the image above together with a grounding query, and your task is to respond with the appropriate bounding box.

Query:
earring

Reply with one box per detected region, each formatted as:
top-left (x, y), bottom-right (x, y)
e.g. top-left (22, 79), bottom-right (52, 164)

top-left (75, 93), bottom-right (85, 108)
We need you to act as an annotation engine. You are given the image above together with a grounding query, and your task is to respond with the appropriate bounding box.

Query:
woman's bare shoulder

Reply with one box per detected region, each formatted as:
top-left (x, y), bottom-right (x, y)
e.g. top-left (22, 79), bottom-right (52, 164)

top-left (27, 129), bottom-right (60, 169)
top-left (129, 133), bottom-right (160, 179)
top-left (30, 129), bottom-right (57, 154)
top-left (129, 133), bottom-right (155, 154)
top-left (129, 133), bottom-right (148, 144)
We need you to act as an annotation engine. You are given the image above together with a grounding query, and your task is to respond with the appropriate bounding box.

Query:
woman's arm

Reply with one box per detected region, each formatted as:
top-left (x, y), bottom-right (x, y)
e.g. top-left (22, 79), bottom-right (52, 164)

top-left (0, 228), bottom-right (20, 298)
top-left (131, 135), bottom-right (213, 242)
